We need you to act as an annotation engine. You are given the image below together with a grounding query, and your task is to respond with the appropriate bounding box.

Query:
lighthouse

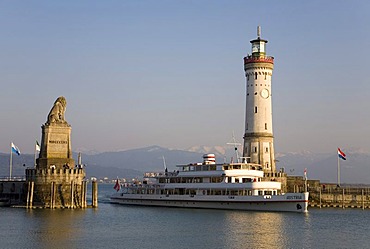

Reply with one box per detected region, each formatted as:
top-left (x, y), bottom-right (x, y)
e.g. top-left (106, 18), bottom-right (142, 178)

top-left (243, 26), bottom-right (276, 173)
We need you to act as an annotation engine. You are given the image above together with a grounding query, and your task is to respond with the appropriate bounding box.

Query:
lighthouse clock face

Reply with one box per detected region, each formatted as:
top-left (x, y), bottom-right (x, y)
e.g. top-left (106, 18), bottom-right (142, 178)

top-left (261, 89), bottom-right (269, 99)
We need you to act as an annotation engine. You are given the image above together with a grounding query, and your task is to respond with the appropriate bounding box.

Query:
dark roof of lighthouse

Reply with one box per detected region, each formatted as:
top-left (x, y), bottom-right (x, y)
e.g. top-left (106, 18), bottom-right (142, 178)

top-left (250, 37), bottom-right (268, 43)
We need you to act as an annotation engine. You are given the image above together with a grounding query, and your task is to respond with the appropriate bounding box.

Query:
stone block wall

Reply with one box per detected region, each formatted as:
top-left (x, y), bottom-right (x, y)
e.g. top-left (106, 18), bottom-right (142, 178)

top-left (26, 168), bottom-right (86, 208)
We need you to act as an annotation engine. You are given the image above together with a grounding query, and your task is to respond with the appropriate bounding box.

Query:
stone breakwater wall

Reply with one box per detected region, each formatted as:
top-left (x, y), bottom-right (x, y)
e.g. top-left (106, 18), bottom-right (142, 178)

top-left (286, 176), bottom-right (370, 209)
top-left (0, 178), bottom-right (26, 205)
top-left (309, 186), bottom-right (370, 209)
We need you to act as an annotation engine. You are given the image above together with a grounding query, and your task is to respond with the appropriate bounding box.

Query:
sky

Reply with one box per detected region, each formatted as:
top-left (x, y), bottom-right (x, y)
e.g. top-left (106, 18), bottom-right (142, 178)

top-left (0, 0), bottom-right (369, 154)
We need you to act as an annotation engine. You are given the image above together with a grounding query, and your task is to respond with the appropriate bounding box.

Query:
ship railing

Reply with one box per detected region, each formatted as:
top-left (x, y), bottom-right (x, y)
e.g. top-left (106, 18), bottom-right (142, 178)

top-left (144, 171), bottom-right (178, 178)
top-left (123, 183), bottom-right (164, 189)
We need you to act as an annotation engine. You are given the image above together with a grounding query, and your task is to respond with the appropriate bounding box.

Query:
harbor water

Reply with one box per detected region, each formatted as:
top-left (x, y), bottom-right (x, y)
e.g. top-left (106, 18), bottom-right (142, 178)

top-left (2, 184), bottom-right (370, 249)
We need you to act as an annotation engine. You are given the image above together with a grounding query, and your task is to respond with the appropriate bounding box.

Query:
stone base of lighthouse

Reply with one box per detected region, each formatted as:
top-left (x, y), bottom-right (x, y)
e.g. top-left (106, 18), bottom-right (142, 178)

top-left (243, 133), bottom-right (276, 173)
top-left (25, 168), bottom-right (87, 208)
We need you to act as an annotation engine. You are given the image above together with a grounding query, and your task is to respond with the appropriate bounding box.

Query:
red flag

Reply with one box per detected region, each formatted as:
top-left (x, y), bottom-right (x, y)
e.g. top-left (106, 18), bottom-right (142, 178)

top-left (113, 179), bottom-right (120, 192)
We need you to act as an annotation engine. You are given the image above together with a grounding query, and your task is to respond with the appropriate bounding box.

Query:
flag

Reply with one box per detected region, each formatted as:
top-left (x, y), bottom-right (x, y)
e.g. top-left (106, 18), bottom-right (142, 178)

top-left (113, 179), bottom-right (120, 192)
top-left (338, 148), bottom-right (346, 160)
top-left (11, 142), bottom-right (21, 155)
top-left (35, 140), bottom-right (40, 152)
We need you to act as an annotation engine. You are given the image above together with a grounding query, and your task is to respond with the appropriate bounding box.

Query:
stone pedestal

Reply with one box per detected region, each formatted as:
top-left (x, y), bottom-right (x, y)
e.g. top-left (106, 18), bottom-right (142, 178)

top-left (37, 123), bottom-right (75, 170)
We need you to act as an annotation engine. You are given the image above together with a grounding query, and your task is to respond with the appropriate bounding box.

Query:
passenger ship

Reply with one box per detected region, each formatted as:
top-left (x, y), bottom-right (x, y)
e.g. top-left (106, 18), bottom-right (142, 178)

top-left (111, 154), bottom-right (309, 213)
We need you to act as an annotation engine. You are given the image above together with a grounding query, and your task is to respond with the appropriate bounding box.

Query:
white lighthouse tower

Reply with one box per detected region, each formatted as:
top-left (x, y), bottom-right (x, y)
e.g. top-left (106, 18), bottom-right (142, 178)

top-left (243, 26), bottom-right (276, 173)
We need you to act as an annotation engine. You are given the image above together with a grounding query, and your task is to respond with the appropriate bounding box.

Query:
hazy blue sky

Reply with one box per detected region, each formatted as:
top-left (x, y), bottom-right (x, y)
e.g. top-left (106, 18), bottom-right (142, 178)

top-left (0, 0), bottom-right (369, 154)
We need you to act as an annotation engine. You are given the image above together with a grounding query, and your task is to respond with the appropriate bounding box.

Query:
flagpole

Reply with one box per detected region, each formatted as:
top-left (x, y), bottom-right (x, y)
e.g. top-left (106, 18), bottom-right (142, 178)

top-left (337, 152), bottom-right (340, 187)
top-left (9, 143), bottom-right (13, 179)
top-left (34, 145), bottom-right (37, 168)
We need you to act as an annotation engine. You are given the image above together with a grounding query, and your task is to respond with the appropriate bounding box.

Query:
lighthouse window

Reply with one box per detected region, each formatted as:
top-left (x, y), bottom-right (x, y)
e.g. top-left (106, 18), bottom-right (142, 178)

top-left (255, 72), bottom-right (257, 79)
top-left (254, 92), bottom-right (257, 95)
top-left (265, 147), bottom-right (268, 152)
top-left (265, 74), bottom-right (267, 80)
top-left (265, 123), bottom-right (267, 130)
top-left (254, 147), bottom-right (257, 153)
top-left (247, 75), bottom-right (249, 80)
top-left (255, 106), bottom-right (258, 113)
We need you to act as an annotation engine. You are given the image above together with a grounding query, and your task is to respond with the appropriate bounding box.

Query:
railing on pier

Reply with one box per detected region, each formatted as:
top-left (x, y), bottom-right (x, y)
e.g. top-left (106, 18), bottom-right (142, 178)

top-left (0, 176), bottom-right (26, 181)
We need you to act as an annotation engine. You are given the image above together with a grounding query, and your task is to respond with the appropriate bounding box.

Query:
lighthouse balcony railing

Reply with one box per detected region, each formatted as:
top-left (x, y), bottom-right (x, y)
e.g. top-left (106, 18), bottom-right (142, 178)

top-left (244, 55), bottom-right (274, 64)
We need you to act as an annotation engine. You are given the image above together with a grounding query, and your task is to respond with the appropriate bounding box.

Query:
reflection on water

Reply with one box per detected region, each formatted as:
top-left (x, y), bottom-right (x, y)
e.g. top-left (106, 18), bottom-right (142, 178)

top-left (25, 209), bottom-right (86, 249)
top-left (222, 212), bottom-right (286, 248)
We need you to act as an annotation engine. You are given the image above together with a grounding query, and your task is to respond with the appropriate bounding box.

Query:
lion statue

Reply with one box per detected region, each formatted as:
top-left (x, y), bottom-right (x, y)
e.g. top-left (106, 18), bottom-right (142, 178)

top-left (47, 96), bottom-right (67, 124)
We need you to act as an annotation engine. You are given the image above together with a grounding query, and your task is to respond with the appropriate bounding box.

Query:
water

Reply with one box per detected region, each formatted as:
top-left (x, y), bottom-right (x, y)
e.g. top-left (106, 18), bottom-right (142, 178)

top-left (2, 184), bottom-right (370, 249)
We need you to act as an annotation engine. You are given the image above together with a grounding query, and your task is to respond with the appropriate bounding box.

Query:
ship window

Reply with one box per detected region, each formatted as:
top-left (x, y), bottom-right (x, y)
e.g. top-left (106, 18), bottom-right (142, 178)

top-left (258, 191), bottom-right (263, 195)
top-left (235, 178), bottom-right (239, 183)
top-left (242, 178), bottom-right (251, 183)
top-left (254, 92), bottom-right (257, 95)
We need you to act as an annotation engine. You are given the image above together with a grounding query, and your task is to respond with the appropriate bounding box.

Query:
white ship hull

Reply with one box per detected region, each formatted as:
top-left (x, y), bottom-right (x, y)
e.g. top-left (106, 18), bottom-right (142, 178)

top-left (111, 192), bottom-right (309, 213)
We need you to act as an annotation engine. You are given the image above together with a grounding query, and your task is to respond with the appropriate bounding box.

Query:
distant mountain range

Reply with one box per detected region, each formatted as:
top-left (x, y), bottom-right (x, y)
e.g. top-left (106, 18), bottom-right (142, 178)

top-left (1, 146), bottom-right (370, 184)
